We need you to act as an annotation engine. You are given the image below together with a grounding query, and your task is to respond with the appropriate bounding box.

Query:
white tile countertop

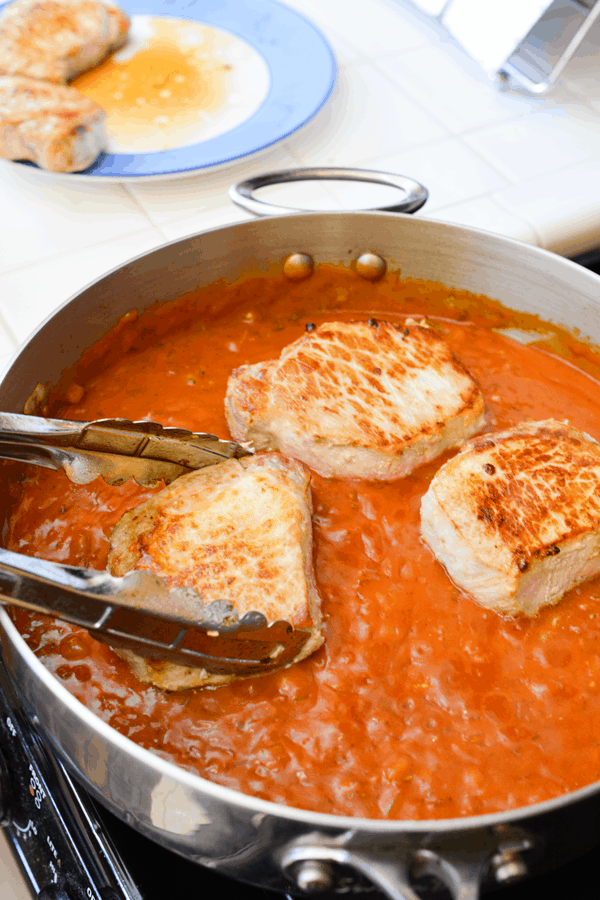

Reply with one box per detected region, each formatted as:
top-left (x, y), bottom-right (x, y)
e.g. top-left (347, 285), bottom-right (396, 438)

top-left (2, 0), bottom-right (600, 378)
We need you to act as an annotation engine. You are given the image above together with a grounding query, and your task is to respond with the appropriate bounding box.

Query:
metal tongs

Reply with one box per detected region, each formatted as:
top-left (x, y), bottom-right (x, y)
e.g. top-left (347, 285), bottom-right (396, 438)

top-left (0, 411), bottom-right (251, 486)
top-left (0, 413), bottom-right (312, 675)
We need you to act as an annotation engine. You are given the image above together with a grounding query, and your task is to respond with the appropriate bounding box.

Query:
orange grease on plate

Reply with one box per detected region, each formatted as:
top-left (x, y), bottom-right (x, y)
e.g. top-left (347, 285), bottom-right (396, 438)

top-left (7, 265), bottom-right (600, 820)
top-left (73, 17), bottom-right (233, 151)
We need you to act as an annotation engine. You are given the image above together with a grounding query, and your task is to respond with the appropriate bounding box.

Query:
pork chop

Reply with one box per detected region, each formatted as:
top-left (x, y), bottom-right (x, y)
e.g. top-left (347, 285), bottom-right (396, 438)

top-left (0, 75), bottom-right (105, 170)
top-left (225, 319), bottom-right (485, 480)
top-left (0, 0), bottom-right (130, 84)
top-left (420, 419), bottom-right (600, 616)
top-left (108, 452), bottom-right (323, 691)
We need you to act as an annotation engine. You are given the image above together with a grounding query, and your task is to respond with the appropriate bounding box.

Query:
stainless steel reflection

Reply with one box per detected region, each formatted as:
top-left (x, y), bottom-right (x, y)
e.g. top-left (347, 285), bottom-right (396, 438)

top-left (0, 550), bottom-right (312, 674)
top-left (228, 167), bottom-right (429, 218)
top-left (0, 412), bottom-right (251, 486)
top-left (2, 212), bottom-right (600, 900)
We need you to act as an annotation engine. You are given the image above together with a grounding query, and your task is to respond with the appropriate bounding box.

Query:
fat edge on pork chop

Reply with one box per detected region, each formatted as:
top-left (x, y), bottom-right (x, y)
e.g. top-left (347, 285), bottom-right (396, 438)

top-left (225, 319), bottom-right (485, 480)
top-left (107, 452), bottom-right (323, 691)
top-left (420, 419), bottom-right (600, 616)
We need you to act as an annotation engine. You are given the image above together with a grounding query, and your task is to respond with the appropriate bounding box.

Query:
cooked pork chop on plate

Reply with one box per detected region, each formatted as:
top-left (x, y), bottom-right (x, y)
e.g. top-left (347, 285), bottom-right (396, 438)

top-left (225, 319), bottom-right (485, 480)
top-left (420, 419), bottom-right (600, 616)
top-left (0, 0), bottom-right (130, 83)
top-left (0, 74), bottom-right (105, 170)
top-left (108, 452), bottom-right (323, 691)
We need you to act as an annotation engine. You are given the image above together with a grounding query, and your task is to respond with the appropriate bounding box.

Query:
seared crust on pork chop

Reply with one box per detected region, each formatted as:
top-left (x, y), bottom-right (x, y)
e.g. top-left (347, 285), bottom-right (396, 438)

top-left (0, 0), bottom-right (130, 84)
top-left (0, 75), bottom-right (105, 171)
top-left (225, 320), bottom-right (485, 481)
top-left (420, 419), bottom-right (600, 616)
top-left (108, 452), bottom-right (323, 691)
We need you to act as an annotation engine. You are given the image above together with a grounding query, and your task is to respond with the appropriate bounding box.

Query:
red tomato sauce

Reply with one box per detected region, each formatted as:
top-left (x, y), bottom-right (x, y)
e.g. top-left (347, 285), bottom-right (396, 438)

top-left (7, 264), bottom-right (600, 820)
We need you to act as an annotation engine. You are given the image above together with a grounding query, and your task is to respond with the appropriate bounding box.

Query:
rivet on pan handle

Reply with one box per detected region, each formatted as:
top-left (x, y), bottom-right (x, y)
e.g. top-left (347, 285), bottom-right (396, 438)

top-left (229, 167), bottom-right (428, 217)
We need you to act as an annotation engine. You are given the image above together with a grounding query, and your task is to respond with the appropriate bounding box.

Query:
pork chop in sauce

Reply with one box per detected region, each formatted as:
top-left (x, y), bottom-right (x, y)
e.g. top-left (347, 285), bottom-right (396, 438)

top-left (108, 452), bottom-right (323, 691)
top-left (420, 419), bottom-right (600, 616)
top-left (225, 319), bottom-right (485, 480)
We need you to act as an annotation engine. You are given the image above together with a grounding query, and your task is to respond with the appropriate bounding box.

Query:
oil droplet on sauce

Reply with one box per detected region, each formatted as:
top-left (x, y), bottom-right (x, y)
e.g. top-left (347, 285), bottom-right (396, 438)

top-left (73, 16), bottom-right (270, 153)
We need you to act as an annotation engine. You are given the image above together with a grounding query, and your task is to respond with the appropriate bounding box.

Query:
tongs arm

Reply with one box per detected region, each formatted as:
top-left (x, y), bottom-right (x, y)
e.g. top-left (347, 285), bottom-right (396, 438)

top-left (0, 548), bottom-right (310, 675)
top-left (0, 413), bottom-right (252, 486)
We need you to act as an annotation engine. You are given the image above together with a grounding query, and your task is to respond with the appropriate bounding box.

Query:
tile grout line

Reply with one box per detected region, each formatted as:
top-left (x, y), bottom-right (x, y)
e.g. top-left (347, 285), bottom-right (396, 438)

top-left (290, 4), bottom-right (435, 65)
top-left (463, 129), bottom-right (600, 187)
top-left (424, 191), bottom-right (544, 248)
top-left (120, 181), bottom-right (157, 222)
top-left (489, 191), bottom-right (546, 249)
top-left (362, 58), bottom-right (453, 138)
top-left (323, 130), bottom-right (509, 175)
top-left (371, 55), bottom-right (539, 145)
top-left (452, 134), bottom-right (520, 186)
top-left (0, 225), bottom-right (164, 281)
top-left (0, 305), bottom-right (21, 350)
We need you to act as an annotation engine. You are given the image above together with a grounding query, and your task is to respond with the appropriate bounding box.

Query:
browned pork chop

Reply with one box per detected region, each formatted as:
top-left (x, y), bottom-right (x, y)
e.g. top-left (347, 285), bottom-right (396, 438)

top-left (420, 419), bottom-right (600, 616)
top-left (0, 75), bottom-right (105, 170)
top-left (0, 0), bottom-right (130, 84)
top-left (225, 319), bottom-right (485, 480)
top-left (108, 452), bottom-right (323, 691)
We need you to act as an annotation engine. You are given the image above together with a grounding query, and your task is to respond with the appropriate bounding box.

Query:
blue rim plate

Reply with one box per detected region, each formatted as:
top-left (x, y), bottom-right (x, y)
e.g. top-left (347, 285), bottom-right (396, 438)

top-left (1, 0), bottom-right (336, 180)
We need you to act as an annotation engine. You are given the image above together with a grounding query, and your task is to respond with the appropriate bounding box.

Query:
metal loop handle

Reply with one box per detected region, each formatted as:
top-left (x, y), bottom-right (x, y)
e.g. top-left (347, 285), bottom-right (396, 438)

top-left (229, 167), bottom-right (428, 217)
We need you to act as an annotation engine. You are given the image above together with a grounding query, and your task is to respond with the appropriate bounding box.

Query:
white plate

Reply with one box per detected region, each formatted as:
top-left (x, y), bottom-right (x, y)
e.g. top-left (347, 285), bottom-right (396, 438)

top-left (0, 0), bottom-right (336, 181)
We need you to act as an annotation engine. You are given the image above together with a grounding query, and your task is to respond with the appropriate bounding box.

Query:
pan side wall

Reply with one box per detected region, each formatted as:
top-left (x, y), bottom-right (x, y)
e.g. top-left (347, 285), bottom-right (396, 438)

top-left (1, 213), bottom-right (598, 411)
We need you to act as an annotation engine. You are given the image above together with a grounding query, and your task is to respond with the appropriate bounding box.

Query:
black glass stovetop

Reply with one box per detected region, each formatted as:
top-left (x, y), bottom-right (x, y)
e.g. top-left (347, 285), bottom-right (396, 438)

top-left (93, 801), bottom-right (600, 900)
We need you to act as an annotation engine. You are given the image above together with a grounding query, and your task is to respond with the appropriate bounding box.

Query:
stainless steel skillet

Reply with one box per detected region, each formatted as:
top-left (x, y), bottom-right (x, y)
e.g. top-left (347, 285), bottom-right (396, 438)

top-left (1, 170), bottom-right (600, 900)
